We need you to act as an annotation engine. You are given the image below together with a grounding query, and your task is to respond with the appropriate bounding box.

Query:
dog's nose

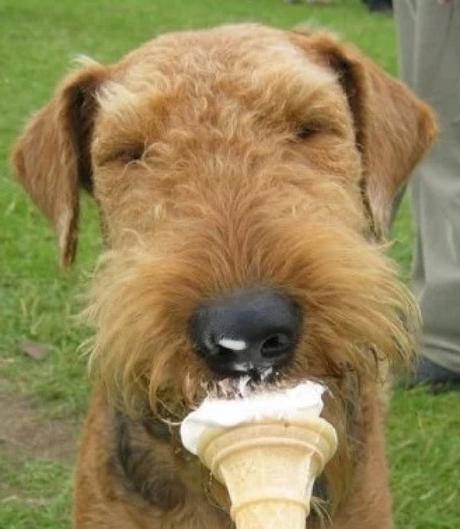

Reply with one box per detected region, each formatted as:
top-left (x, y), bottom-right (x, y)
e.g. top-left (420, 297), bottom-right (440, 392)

top-left (191, 288), bottom-right (301, 377)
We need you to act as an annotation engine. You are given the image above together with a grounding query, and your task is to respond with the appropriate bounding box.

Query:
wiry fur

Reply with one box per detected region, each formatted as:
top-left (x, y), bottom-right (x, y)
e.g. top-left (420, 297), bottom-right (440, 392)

top-left (12, 24), bottom-right (436, 529)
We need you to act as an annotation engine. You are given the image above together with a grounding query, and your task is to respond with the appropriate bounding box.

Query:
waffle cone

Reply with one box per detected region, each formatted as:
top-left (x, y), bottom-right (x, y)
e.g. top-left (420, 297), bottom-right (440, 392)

top-left (197, 418), bottom-right (337, 529)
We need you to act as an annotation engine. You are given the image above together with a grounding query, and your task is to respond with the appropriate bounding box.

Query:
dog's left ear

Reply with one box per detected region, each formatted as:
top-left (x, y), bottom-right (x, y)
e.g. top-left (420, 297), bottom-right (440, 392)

top-left (292, 32), bottom-right (437, 237)
top-left (11, 61), bottom-right (108, 266)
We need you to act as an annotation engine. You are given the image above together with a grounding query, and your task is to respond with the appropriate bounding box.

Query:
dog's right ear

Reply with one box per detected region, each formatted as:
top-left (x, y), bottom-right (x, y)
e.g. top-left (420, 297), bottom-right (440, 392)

top-left (11, 61), bottom-right (108, 266)
top-left (291, 31), bottom-right (437, 238)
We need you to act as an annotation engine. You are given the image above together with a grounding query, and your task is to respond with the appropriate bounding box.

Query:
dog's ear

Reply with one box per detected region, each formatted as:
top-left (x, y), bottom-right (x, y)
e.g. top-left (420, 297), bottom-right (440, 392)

top-left (11, 61), bottom-right (108, 266)
top-left (292, 32), bottom-right (437, 237)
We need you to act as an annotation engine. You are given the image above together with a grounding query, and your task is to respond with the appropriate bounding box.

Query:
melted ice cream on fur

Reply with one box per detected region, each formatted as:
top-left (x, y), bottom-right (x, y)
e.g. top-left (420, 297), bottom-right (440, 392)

top-left (180, 380), bottom-right (326, 455)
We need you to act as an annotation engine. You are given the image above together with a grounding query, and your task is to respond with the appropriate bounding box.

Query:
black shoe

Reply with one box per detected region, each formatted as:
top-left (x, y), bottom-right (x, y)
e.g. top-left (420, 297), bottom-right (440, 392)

top-left (410, 356), bottom-right (460, 393)
top-left (363, 0), bottom-right (393, 13)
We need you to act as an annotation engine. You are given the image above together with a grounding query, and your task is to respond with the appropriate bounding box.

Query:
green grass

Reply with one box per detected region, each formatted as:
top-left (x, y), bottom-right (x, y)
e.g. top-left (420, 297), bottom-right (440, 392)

top-left (0, 1), bottom-right (458, 527)
top-left (0, 458), bottom-right (72, 529)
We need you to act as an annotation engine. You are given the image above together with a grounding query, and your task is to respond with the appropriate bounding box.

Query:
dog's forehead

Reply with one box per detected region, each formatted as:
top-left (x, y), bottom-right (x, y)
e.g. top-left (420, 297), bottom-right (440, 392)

top-left (96, 24), bottom-right (339, 119)
top-left (118, 24), bottom-right (331, 79)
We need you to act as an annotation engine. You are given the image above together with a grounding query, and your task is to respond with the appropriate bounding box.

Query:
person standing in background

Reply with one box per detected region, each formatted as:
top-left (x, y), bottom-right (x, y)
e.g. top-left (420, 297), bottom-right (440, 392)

top-left (394, 0), bottom-right (460, 390)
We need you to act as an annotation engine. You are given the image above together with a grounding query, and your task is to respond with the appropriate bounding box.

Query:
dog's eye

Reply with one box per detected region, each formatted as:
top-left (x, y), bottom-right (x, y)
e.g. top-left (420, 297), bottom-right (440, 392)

top-left (93, 139), bottom-right (147, 166)
top-left (296, 125), bottom-right (319, 141)
top-left (98, 144), bottom-right (145, 166)
top-left (115, 145), bottom-right (145, 164)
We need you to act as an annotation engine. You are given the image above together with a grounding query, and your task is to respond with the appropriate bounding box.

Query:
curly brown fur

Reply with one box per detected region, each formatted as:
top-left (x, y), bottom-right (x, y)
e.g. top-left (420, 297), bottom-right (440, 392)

top-left (12, 24), bottom-right (436, 529)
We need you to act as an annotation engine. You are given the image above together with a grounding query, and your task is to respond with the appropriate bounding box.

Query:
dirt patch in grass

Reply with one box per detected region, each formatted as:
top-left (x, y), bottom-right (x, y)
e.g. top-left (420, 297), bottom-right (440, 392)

top-left (0, 378), bottom-right (79, 465)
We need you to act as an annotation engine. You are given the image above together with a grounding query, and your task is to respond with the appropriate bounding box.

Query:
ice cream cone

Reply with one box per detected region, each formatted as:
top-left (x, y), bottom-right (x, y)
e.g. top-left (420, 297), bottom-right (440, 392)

top-left (197, 418), bottom-right (337, 529)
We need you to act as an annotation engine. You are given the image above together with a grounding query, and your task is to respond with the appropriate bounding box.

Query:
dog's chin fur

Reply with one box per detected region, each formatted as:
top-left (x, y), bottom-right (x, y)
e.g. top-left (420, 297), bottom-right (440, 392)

top-left (12, 23), bottom-right (436, 529)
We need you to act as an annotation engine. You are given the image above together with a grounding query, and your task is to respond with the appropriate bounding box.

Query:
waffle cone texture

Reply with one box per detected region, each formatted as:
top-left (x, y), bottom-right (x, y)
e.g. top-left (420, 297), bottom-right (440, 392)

top-left (197, 418), bottom-right (338, 529)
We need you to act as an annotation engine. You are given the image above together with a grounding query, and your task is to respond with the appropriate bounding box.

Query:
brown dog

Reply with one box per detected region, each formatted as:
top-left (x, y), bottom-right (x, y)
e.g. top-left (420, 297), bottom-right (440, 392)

top-left (13, 24), bottom-right (435, 529)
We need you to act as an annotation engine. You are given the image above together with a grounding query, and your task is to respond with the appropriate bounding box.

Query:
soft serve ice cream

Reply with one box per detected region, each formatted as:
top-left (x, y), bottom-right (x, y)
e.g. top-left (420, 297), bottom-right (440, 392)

top-left (180, 381), bottom-right (338, 529)
top-left (180, 381), bottom-right (327, 454)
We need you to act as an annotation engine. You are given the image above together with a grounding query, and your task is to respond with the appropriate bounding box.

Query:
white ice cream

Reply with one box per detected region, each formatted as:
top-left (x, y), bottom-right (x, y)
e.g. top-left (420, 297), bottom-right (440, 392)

top-left (180, 381), bottom-right (327, 455)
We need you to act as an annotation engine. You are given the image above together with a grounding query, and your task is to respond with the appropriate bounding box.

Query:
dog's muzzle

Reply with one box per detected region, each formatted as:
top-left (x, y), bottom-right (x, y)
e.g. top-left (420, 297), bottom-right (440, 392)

top-left (190, 287), bottom-right (301, 378)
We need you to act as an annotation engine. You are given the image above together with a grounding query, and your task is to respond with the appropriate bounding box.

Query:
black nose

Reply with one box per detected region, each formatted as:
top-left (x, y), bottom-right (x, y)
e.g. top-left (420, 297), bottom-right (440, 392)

top-left (190, 288), bottom-right (301, 378)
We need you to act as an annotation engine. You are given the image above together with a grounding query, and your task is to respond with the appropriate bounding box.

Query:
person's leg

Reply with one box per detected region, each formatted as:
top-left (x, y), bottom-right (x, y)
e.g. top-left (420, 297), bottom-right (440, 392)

top-left (395, 0), bottom-right (460, 387)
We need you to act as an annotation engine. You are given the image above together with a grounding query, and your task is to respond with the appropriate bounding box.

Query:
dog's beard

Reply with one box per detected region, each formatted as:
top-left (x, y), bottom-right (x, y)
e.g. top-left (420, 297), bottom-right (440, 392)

top-left (84, 225), bottom-right (416, 521)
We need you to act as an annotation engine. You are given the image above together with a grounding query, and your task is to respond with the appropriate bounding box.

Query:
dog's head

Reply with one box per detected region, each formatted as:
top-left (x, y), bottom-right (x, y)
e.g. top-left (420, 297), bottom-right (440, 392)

top-left (13, 23), bottom-right (435, 512)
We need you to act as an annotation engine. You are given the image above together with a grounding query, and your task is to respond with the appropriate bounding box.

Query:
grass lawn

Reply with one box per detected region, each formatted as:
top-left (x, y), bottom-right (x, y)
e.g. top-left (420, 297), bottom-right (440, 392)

top-left (0, 1), bottom-right (458, 528)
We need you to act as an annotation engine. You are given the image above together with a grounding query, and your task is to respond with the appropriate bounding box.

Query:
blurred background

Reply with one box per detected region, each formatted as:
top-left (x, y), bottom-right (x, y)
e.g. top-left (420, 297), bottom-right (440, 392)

top-left (0, 1), bottom-right (458, 528)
